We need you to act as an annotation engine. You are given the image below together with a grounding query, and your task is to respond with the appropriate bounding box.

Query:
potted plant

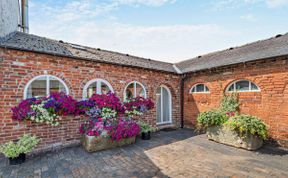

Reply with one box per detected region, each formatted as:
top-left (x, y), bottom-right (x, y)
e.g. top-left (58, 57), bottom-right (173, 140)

top-left (197, 94), bottom-right (269, 150)
top-left (0, 134), bottom-right (40, 165)
top-left (138, 121), bottom-right (156, 140)
top-left (77, 93), bottom-right (154, 152)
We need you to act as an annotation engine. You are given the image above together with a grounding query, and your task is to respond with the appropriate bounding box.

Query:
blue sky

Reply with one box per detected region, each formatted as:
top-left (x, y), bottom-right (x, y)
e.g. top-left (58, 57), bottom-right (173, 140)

top-left (29, 0), bottom-right (288, 62)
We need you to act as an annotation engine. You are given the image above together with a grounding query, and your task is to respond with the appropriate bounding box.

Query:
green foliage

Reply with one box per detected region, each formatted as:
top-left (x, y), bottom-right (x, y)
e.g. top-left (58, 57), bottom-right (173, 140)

top-left (0, 134), bottom-right (40, 158)
top-left (220, 93), bottom-right (240, 113)
top-left (225, 115), bottom-right (268, 139)
top-left (137, 121), bottom-right (157, 134)
top-left (196, 110), bottom-right (228, 130)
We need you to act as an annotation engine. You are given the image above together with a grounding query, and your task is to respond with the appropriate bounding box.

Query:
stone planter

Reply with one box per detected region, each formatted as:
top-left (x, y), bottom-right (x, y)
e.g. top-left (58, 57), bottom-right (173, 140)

top-left (82, 135), bottom-right (136, 152)
top-left (206, 126), bottom-right (263, 150)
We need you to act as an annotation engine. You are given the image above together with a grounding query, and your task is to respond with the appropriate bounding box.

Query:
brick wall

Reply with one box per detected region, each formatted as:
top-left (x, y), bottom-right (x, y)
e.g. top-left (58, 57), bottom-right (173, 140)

top-left (183, 56), bottom-right (288, 144)
top-left (0, 48), bottom-right (181, 151)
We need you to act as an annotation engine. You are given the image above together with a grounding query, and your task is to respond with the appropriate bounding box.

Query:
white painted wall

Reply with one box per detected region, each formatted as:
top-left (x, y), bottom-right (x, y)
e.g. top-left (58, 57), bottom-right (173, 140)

top-left (0, 0), bottom-right (20, 38)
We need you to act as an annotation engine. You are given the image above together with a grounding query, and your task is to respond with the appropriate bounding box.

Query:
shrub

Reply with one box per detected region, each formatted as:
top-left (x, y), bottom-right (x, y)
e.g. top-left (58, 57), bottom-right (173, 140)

top-left (220, 93), bottom-right (239, 113)
top-left (0, 134), bottom-right (40, 158)
top-left (138, 121), bottom-right (157, 133)
top-left (225, 115), bottom-right (268, 139)
top-left (197, 110), bottom-right (228, 130)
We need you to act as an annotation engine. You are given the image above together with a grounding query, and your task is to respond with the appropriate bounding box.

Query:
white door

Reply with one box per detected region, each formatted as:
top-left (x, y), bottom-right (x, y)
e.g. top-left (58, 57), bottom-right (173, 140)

top-left (156, 86), bottom-right (172, 124)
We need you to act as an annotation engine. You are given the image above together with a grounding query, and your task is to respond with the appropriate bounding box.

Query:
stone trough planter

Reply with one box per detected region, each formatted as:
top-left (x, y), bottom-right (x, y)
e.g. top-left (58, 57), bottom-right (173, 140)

top-left (206, 126), bottom-right (263, 150)
top-left (82, 135), bottom-right (136, 152)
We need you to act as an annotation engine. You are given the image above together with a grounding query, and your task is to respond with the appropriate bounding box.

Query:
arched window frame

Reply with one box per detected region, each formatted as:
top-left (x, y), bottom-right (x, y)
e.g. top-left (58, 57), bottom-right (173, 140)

top-left (82, 78), bottom-right (114, 99)
top-left (23, 75), bottom-right (69, 99)
top-left (226, 80), bottom-right (261, 92)
top-left (190, 83), bottom-right (210, 94)
top-left (124, 81), bottom-right (147, 101)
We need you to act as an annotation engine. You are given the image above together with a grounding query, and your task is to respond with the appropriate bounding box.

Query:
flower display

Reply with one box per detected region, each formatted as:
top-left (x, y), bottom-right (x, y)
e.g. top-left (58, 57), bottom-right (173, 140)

top-left (78, 93), bottom-right (154, 142)
top-left (124, 97), bottom-right (154, 117)
top-left (11, 92), bottom-right (77, 126)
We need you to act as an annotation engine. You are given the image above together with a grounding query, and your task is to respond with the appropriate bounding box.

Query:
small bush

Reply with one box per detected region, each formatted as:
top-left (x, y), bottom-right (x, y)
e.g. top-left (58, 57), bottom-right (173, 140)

top-left (137, 121), bottom-right (157, 133)
top-left (0, 134), bottom-right (40, 158)
top-left (196, 110), bottom-right (228, 130)
top-left (225, 115), bottom-right (268, 139)
top-left (220, 93), bottom-right (239, 113)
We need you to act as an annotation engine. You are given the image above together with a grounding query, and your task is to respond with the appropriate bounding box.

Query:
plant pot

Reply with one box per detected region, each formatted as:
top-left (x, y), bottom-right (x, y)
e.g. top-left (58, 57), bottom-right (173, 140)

top-left (141, 131), bottom-right (151, 140)
top-left (206, 126), bottom-right (263, 150)
top-left (9, 153), bottom-right (26, 165)
top-left (82, 135), bottom-right (136, 152)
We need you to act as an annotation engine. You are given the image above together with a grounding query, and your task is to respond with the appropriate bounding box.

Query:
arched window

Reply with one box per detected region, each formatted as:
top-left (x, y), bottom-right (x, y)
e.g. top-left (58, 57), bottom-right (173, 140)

top-left (190, 84), bottom-right (210, 93)
top-left (124, 81), bottom-right (146, 100)
top-left (24, 75), bottom-right (69, 99)
top-left (226, 80), bottom-right (260, 92)
top-left (83, 79), bottom-right (114, 99)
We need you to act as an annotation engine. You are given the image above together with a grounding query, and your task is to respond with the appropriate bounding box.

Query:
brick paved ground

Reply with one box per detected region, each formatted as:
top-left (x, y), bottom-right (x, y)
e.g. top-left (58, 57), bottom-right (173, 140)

top-left (0, 129), bottom-right (287, 178)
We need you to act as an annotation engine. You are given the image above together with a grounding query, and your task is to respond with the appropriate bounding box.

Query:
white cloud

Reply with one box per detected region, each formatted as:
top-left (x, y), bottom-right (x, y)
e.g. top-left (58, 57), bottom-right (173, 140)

top-left (211, 0), bottom-right (288, 10)
top-left (240, 14), bottom-right (257, 21)
top-left (266, 0), bottom-right (288, 7)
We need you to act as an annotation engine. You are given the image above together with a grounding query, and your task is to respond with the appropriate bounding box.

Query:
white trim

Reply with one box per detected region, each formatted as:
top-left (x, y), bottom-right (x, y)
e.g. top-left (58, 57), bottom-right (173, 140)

top-left (190, 83), bottom-right (210, 94)
top-left (82, 78), bottom-right (114, 99)
top-left (226, 80), bottom-right (261, 93)
top-left (156, 85), bottom-right (172, 125)
top-left (124, 81), bottom-right (147, 101)
top-left (23, 75), bottom-right (69, 99)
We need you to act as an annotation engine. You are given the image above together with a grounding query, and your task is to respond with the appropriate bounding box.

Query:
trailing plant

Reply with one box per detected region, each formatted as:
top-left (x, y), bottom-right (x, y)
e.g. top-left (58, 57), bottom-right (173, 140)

top-left (78, 93), bottom-right (154, 142)
top-left (124, 97), bottom-right (154, 118)
top-left (138, 121), bottom-right (157, 133)
top-left (220, 92), bottom-right (239, 113)
top-left (196, 110), bottom-right (228, 131)
top-left (11, 92), bottom-right (77, 126)
top-left (225, 115), bottom-right (268, 140)
top-left (0, 134), bottom-right (40, 158)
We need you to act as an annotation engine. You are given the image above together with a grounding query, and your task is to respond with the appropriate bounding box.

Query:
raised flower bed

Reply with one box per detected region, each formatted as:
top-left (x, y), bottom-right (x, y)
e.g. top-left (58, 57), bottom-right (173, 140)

top-left (77, 93), bottom-right (154, 152)
top-left (197, 94), bottom-right (268, 150)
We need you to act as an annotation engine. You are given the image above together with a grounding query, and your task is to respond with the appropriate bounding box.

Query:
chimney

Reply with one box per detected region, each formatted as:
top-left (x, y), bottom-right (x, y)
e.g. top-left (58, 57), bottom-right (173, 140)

top-left (21, 0), bottom-right (29, 33)
top-left (0, 0), bottom-right (20, 38)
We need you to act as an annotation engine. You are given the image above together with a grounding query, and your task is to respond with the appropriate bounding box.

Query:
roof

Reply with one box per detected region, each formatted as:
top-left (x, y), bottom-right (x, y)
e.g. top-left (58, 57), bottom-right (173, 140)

top-left (176, 33), bottom-right (288, 73)
top-left (0, 32), bottom-right (176, 73)
top-left (1, 31), bottom-right (288, 74)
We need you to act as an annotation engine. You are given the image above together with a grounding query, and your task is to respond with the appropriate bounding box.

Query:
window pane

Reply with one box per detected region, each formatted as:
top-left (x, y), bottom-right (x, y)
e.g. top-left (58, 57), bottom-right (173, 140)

top-left (191, 87), bottom-right (196, 93)
top-left (196, 84), bottom-right (205, 92)
top-left (251, 82), bottom-right (259, 91)
top-left (101, 82), bottom-right (111, 94)
top-left (156, 87), bottom-right (161, 123)
top-left (27, 76), bottom-right (47, 98)
top-left (87, 82), bottom-right (97, 98)
top-left (162, 88), bottom-right (170, 122)
top-left (228, 84), bottom-right (234, 92)
top-left (125, 83), bottom-right (134, 100)
top-left (49, 76), bottom-right (66, 94)
top-left (205, 86), bottom-right (210, 92)
top-left (136, 83), bottom-right (145, 97)
top-left (236, 81), bottom-right (249, 91)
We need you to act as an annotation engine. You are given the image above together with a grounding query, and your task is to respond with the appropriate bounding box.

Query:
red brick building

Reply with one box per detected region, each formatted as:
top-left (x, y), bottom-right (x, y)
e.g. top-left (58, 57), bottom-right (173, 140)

top-left (0, 0), bottom-right (287, 150)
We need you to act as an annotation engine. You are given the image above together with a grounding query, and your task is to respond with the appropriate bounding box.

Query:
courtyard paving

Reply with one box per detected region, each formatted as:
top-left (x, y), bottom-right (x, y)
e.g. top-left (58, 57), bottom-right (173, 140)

top-left (0, 129), bottom-right (287, 178)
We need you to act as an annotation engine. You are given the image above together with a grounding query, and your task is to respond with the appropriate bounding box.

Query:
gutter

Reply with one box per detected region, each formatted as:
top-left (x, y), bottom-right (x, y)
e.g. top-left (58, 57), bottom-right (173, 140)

top-left (180, 73), bottom-right (188, 128)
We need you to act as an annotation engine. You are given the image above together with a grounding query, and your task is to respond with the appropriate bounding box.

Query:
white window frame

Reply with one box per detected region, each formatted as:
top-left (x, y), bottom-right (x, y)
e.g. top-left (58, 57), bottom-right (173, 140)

top-left (156, 85), bottom-right (172, 125)
top-left (190, 84), bottom-right (210, 94)
top-left (24, 75), bottom-right (69, 99)
top-left (226, 80), bottom-right (261, 92)
top-left (124, 81), bottom-right (147, 101)
top-left (82, 79), bottom-right (114, 99)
